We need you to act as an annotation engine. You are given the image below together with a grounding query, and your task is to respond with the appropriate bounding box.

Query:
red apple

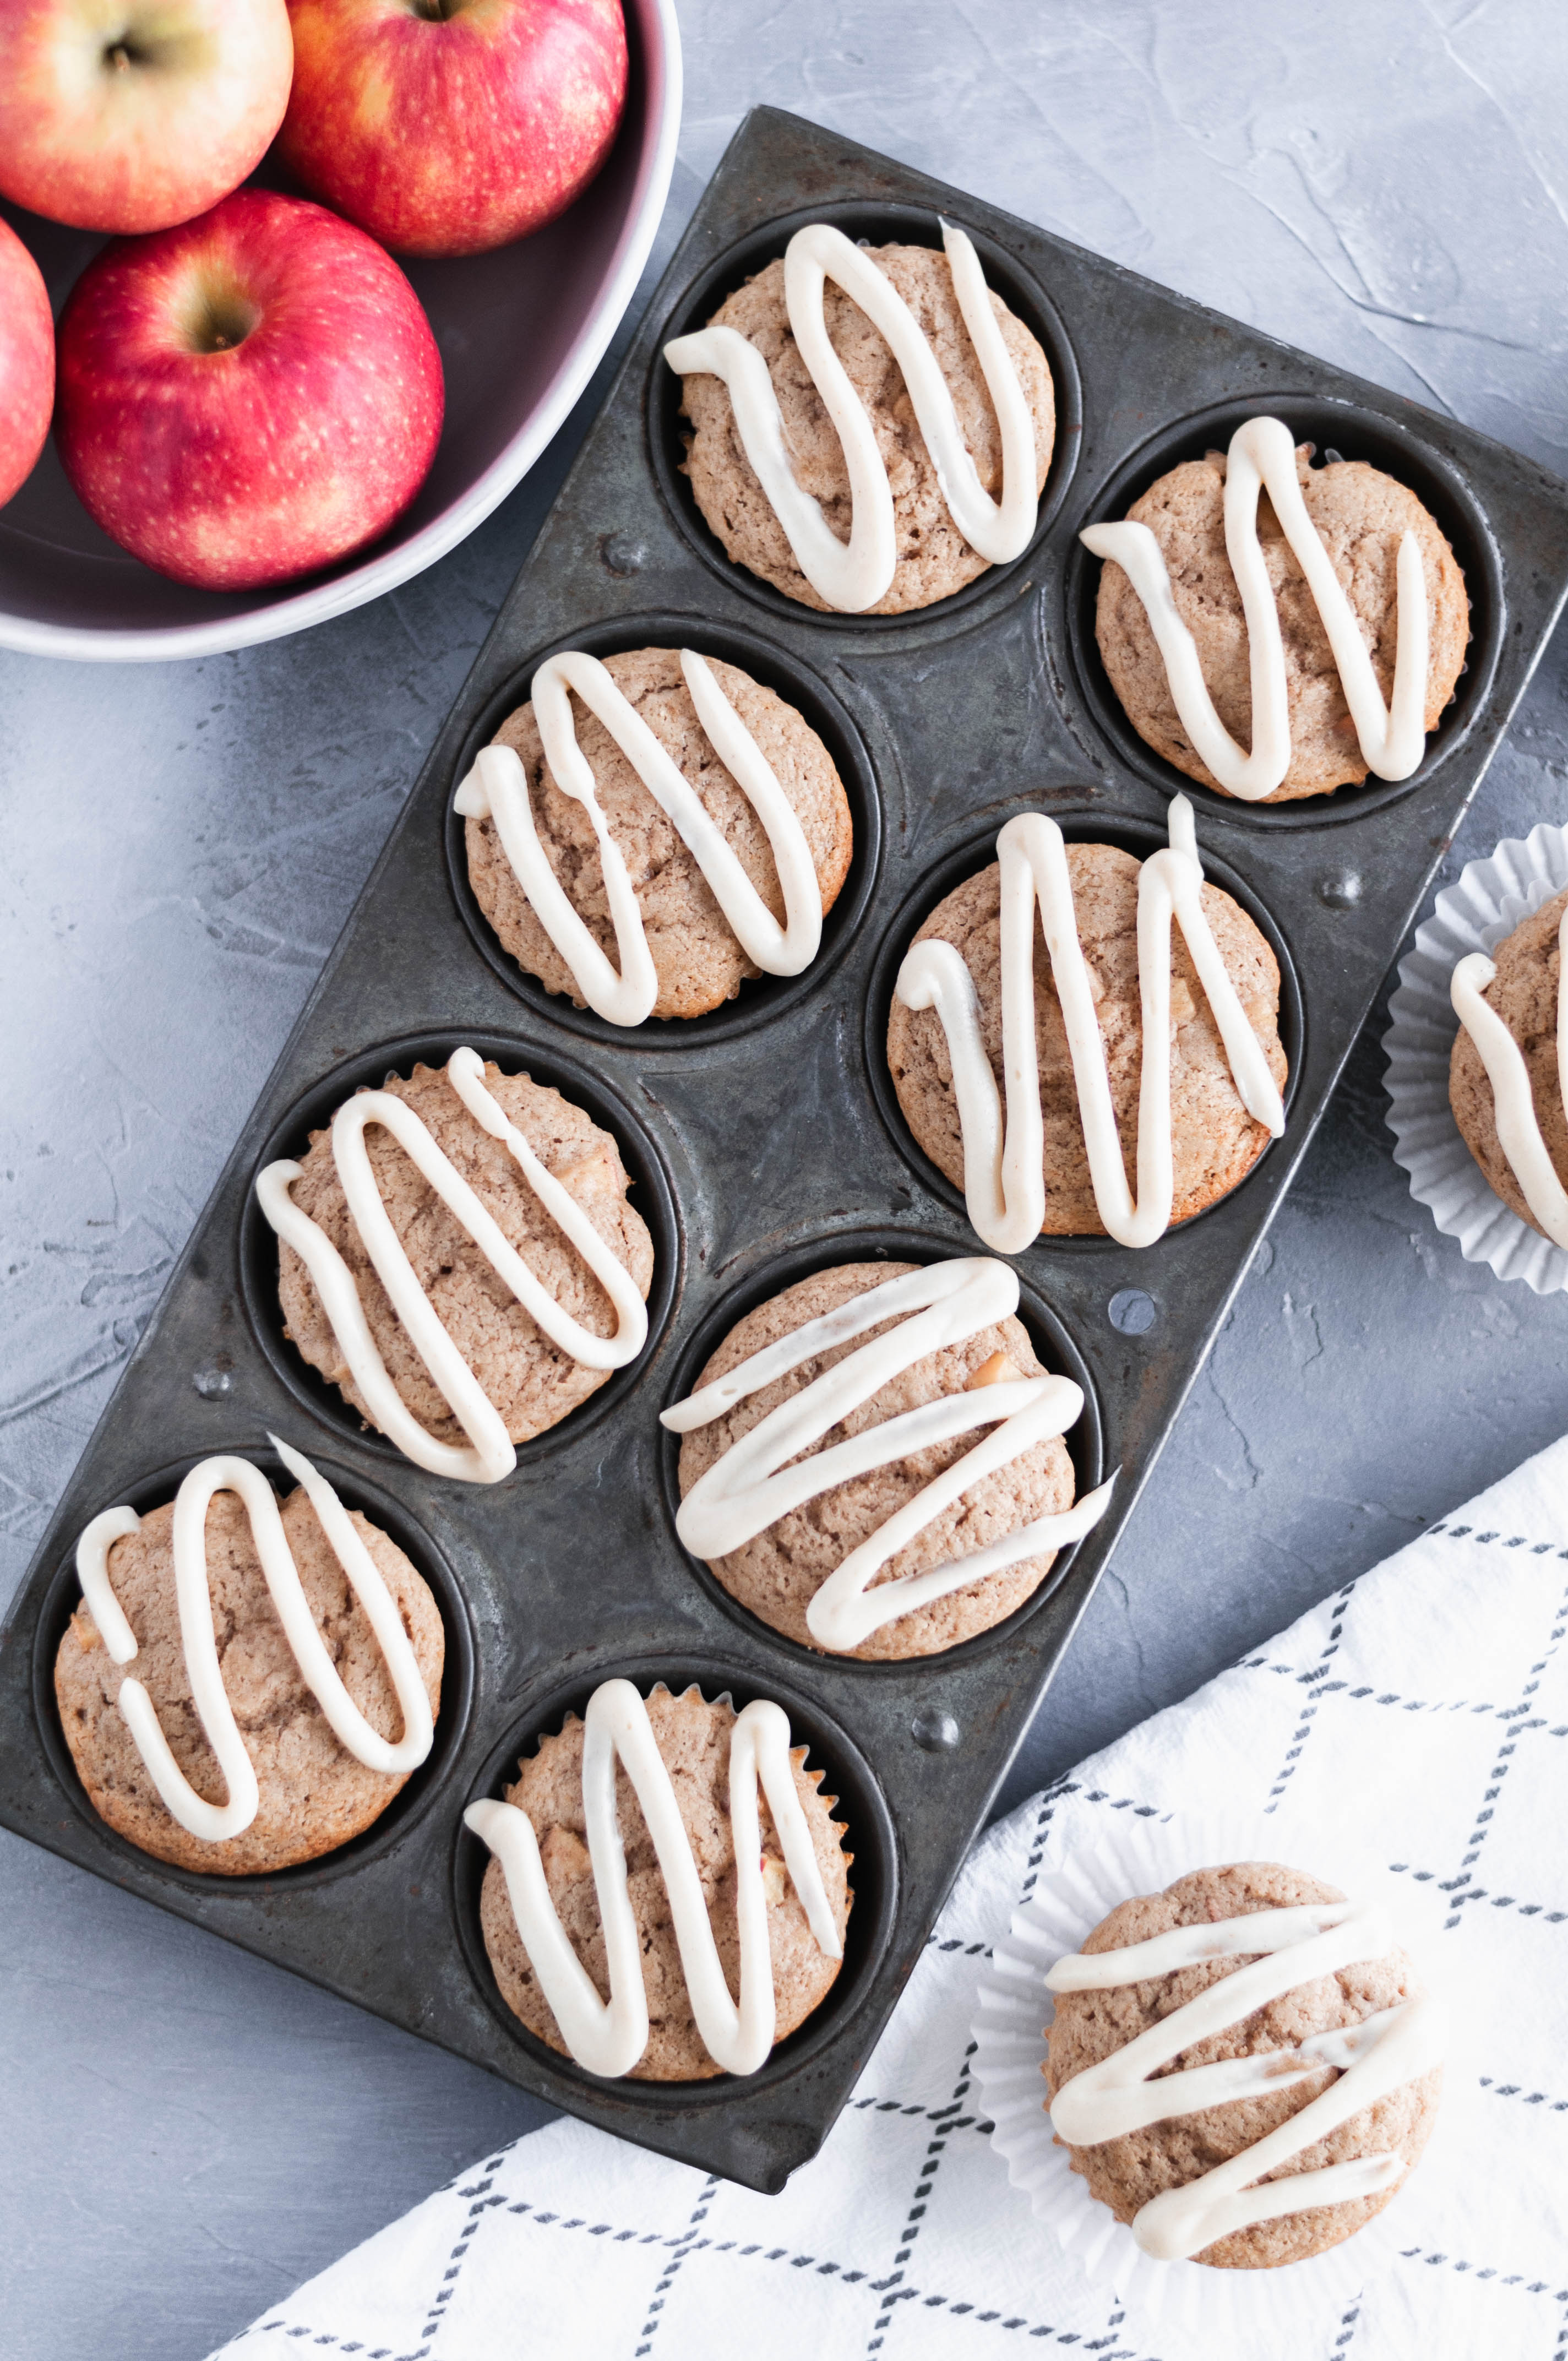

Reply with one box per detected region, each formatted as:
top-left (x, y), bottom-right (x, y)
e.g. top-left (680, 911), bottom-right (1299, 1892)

top-left (0, 220), bottom-right (55, 507)
top-left (277, 0), bottom-right (627, 258)
top-left (0, 0), bottom-right (293, 235)
top-left (55, 189), bottom-right (445, 590)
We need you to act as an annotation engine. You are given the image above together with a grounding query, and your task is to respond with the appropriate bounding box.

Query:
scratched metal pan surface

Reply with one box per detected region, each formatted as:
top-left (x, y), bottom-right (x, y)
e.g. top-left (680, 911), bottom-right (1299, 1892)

top-left (3, 107), bottom-right (1567, 2195)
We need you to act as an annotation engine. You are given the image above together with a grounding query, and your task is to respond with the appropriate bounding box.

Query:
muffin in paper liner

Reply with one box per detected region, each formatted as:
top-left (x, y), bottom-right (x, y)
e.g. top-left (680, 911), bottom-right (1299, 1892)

top-left (967, 1809), bottom-right (1456, 2338)
top-left (1384, 823), bottom-right (1568, 1294)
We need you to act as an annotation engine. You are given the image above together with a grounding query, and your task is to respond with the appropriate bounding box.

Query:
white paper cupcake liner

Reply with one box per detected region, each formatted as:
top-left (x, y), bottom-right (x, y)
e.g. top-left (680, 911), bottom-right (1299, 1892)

top-left (968, 1809), bottom-right (1461, 2342)
top-left (1384, 822), bottom-right (1568, 1293)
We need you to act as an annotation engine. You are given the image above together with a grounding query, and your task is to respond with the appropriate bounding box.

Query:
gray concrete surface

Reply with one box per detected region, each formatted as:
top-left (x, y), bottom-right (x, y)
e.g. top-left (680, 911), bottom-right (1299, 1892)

top-left (4, 4), bottom-right (1567, 2353)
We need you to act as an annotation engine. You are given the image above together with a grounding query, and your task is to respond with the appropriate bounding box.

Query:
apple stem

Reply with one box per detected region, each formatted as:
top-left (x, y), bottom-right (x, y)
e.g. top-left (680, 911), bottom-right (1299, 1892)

top-left (106, 42), bottom-right (132, 68)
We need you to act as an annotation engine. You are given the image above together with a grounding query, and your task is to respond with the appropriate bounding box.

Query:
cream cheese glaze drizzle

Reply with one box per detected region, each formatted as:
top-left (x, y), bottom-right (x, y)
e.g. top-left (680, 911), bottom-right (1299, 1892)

top-left (464, 1678), bottom-right (842, 2078)
top-left (454, 648), bottom-right (824, 1027)
top-left (662, 1256), bottom-right (1114, 1652)
top-left (663, 220), bottom-right (1039, 613)
top-left (1047, 1896), bottom-right (1445, 2262)
top-left (75, 1439), bottom-right (433, 1845)
top-left (257, 1046), bottom-right (649, 1485)
top-left (1081, 415), bottom-right (1431, 800)
top-left (894, 797), bottom-right (1284, 1253)
top-left (1451, 904), bottom-right (1568, 1248)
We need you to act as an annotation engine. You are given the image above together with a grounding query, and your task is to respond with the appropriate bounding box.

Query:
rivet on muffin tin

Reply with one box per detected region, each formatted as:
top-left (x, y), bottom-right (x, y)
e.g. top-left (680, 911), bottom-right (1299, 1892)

top-left (1317, 866), bottom-right (1364, 909)
top-left (911, 1708), bottom-right (962, 1753)
top-left (1061, 392), bottom-right (1506, 833)
top-left (862, 806), bottom-right (1306, 1252)
top-left (1107, 1288), bottom-right (1159, 1337)
top-left (32, 1441), bottom-right (479, 1895)
top-left (647, 199), bottom-right (1084, 641)
top-left (237, 1029), bottom-right (684, 1475)
top-left (442, 611), bottom-right (885, 1052)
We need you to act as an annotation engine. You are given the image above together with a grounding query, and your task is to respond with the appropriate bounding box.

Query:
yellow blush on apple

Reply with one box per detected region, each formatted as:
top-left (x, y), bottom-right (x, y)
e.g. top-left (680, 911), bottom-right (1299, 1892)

top-left (54, 189), bottom-right (446, 590)
top-left (0, 0), bottom-right (294, 234)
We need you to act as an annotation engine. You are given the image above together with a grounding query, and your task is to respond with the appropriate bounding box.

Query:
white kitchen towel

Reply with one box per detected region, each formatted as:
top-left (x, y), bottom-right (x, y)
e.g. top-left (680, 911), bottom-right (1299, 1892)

top-left (212, 1435), bottom-right (1568, 2361)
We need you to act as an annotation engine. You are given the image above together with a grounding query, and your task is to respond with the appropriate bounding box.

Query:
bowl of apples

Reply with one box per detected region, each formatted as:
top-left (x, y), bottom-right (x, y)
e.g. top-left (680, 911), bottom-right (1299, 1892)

top-left (0, 0), bottom-right (680, 660)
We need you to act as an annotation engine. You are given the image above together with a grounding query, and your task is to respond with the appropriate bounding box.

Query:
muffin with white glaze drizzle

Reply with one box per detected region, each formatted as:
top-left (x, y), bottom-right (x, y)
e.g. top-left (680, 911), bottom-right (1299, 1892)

top-left (1084, 418), bottom-right (1470, 804)
top-left (665, 219), bottom-right (1054, 616)
top-left (257, 1048), bottom-right (654, 1484)
top-left (1449, 884), bottom-right (1568, 1249)
top-left (888, 800), bottom-right (1288, 1251)
top-left (458, 645), bottom-right (853, 1022)
top-left (58, 1443), bottom-right (443, 1876)
top-left (1044, 1861), bottom-right (1444, 2269)
top-left (665, 1254), bottom-right (1110, 1661)
top-left (467, 1679), bottom-right (852, 2082)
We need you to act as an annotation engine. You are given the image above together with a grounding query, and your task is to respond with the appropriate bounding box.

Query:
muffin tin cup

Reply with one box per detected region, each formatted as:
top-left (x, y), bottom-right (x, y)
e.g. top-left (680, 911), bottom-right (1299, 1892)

top-left (237, 1027), bottom-right (684, 1473)
top-left (1063, 391), bottom-right (1507, 832)
top-left (454, 1651), bottom-right (900, 2108)
top-left (862, 807), bottom-right (1308, 1247)
top-left (442, 610), bottom-right (885, 1051)
top-left (649, 198), bottom-right (1085, 641)
top-left (33, 1441), bottom-right (478, 1896)
top-left (657, 1224), bottom-right (1106, 1672)
top-left (2, 107), bottom-right (1566, 2193)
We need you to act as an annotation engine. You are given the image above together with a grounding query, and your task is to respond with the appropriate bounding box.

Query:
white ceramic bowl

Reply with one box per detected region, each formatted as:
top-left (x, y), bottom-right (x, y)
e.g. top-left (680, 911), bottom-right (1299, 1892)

top-left (0, 0), bottom-right (680, 663)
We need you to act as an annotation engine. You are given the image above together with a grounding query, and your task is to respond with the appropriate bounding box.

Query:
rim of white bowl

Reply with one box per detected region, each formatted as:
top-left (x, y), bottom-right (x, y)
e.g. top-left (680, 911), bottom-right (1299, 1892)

top-left (0, 0), bottom-right (683, 666)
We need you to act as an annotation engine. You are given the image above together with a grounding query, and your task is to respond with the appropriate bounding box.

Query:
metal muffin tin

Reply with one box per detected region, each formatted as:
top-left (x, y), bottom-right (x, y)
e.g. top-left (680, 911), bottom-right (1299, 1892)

top-left (4, 107), bottom-right (1567, 2195)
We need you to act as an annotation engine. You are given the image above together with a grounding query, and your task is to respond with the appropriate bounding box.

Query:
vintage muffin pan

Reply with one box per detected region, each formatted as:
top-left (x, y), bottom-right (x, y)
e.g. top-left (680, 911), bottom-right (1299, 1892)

top-left (3, 108), bottom-right (1568, 2193)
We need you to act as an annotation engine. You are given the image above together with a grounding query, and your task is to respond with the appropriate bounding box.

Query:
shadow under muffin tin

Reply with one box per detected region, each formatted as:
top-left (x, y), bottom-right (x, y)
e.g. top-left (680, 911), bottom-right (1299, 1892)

top-left (2, 107), bottom-right (1566, 2195)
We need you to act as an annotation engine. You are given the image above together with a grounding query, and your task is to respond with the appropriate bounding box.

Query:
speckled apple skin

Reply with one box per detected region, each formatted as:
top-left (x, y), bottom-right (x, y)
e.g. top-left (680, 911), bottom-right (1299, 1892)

top-left (54, 189), bottom-right (444, 591)
top-left (277, 0), bottom-right (628, 258)
top-left (0, 220), bottom-right (53, 508)
top-left (0, 0), bottom-right (293, 235)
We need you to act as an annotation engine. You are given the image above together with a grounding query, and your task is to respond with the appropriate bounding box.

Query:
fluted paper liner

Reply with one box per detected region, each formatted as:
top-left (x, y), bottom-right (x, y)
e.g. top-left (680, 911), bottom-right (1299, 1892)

top-left (1385, 823), bottom-right (1568, 1293)
top-left (968, 1810), bottom-right (1457, 2337)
